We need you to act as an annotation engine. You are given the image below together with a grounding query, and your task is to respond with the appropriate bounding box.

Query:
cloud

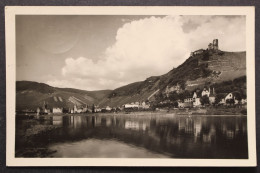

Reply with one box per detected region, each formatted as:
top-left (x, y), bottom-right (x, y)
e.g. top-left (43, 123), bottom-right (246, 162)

top-left (48, 15), bottom-right (246, 90)
top-left (184, 16), bottom-right (246, 51)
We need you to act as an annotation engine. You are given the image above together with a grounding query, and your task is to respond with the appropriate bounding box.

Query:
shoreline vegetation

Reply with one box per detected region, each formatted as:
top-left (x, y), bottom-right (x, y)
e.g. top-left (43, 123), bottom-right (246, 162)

top-left (15, 123), bottom-right (59, 157)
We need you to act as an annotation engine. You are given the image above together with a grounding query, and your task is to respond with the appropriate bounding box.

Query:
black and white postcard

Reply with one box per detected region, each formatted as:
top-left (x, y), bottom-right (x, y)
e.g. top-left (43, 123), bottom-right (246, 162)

top-left (5, 6), bottom-right (256, 166)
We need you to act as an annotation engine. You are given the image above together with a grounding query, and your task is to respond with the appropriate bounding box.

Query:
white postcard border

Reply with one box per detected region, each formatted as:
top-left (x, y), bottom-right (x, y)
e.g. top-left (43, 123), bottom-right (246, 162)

top-left (5, 6), bottom-right (256, 167)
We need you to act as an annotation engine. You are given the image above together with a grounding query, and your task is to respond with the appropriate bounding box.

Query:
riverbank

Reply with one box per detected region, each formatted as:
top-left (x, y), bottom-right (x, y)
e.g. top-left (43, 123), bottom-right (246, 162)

top-left (15, 120), bottom-right (60, 157)
top-left (16, 107), bottom-right (246, 120)
top-left (117, 107), bottom-right (246, 116)
top-left (169, 107), bottom-right (246, 116)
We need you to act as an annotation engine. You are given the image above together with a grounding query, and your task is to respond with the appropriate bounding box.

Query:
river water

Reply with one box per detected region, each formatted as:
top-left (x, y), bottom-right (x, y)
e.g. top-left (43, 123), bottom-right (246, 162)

top-left (16, 113), bottom-right (248, 158)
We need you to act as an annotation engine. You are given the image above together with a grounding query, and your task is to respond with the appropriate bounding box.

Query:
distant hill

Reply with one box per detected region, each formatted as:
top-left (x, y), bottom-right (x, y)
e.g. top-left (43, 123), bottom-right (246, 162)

top-left (99, 50), bottom-right (246, 107)
top-left (16, 81), bottom-right (111, 110)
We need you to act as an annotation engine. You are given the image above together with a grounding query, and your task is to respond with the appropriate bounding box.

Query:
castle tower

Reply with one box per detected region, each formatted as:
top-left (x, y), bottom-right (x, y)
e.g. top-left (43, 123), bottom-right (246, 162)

top-left (213, 39), bottom-right (218, 50)
top-left (208, 43), bottom-right (213, 50)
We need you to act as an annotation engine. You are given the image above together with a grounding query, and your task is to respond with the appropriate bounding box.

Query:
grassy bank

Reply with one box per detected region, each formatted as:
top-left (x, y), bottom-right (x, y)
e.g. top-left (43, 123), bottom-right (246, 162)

top-left (15, 120), bottom-right (60, 157)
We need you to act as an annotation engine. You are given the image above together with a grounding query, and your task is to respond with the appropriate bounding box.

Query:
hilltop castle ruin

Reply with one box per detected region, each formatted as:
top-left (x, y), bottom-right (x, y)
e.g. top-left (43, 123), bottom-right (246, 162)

top-left (190, 39), bottom-right (246, 72)
top-left (190, 39), bottom-right (219, 56)
top-left (208, 39), bottom-right (219, 51)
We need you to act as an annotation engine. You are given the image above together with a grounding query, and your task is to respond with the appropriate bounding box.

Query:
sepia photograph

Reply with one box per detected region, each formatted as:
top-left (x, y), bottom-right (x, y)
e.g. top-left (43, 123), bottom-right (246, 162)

top-left (5, 6), bottom-right (256, 166)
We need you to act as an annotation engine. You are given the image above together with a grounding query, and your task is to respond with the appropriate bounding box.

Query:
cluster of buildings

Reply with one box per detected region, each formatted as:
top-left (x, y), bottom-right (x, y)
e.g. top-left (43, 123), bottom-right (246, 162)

top-left (123, 101), bottom-right (150, 110)
top-left (36, 101), bottom-right (51, 115)
top-left (36, 99), bottom-right (151, 115)
top-left (36, 102), bottom-right (92, 115)
top-left (179, 87), bottom-right (216, 108)
top-left (177, 87), bottom-right (246, 108)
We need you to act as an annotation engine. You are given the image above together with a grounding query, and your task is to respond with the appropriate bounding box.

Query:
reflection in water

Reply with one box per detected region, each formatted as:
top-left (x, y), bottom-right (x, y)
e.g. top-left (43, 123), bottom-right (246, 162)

top-left (16, 114), bottom-right (248, 158)
top-left (50, 139), bottom-right (168, 158)
top-left (125, 120), bottom-right (149, 131)
top-left (52, 116), bottom-right (63, 126)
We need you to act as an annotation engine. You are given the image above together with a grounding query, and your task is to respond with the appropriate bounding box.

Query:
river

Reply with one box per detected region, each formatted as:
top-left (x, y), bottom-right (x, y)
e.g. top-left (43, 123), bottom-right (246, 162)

top-left (15, 113), bottom-right (248, 158)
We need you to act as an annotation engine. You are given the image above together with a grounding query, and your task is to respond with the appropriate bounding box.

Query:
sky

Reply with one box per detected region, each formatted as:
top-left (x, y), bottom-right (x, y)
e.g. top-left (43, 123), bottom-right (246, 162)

top-left (16, 15), bottom-right (246, 91)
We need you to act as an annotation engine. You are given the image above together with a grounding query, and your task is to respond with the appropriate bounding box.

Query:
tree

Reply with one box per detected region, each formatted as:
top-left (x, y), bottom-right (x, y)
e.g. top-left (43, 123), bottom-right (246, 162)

top-left (155, 92), bottom-right (164, 102)
top-left (169, 91), bottom-right (178, 101)
top-left (226, 98), bottom-right (235, 106)
top-left (178, 90), bottom-right (191, 101)
top-left (215, 93), bottom-right (226, 105)
top-left (173, 102), bottom-right (178, 108)
top-left (200, 95), bottom-right (210, 105)
top-left (202, 51), bottom-right (210, 61)
top-left (92, 104), bottom-right (95, 113)
top-left (233, 91), bottom-right (242, 103)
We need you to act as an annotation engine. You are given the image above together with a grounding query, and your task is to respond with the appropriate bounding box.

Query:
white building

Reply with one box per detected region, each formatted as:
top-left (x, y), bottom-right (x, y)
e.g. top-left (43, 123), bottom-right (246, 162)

top-left (241, 99), bottom-right (247, 104)
top-left (83, 107), bottom-right (88, 112)
top-left (193, 98), bottom-right (201, 107)
top-left (106, 106), bottom-right (112, 111)
top-left (178, 101), bottom-right (184, 108)
top-left (52, 107), bottom-right (63, 114)
top-left (209, 96), bottom-right (216, 104)
top-left (219, 98), bottom-right (225, 105)
top-left (141, 101), bottom-right (150, 109)
top-left (95, 108), bottom-right (102, 112)
top-left (225, 93), bottom-right (233, 102)
top-left (201, 88), bottom-right (210, 97)
top-left (193, 92), bottom-right (201, 107)
top-left (124, 103), bottom-right (139, 108)
top-left (76, 108), bottom-right (83, 113)
top-left (73, 105), bottom-right (77, 113)
top-left (36, 107), bottom-right (41, 116)
top-left (184, 98), bottom-right (193, 103)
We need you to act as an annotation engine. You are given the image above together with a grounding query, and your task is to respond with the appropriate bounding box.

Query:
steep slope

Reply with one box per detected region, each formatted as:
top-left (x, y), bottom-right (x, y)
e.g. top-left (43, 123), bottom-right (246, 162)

top-left (16, 81), bottom-right (111, 110)
top-left (100, 50), bottom-right (246, 107)
top-left (99, 77), bottom-right (161, 107)
top-left (160, 51), bottom-right (246, 91)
